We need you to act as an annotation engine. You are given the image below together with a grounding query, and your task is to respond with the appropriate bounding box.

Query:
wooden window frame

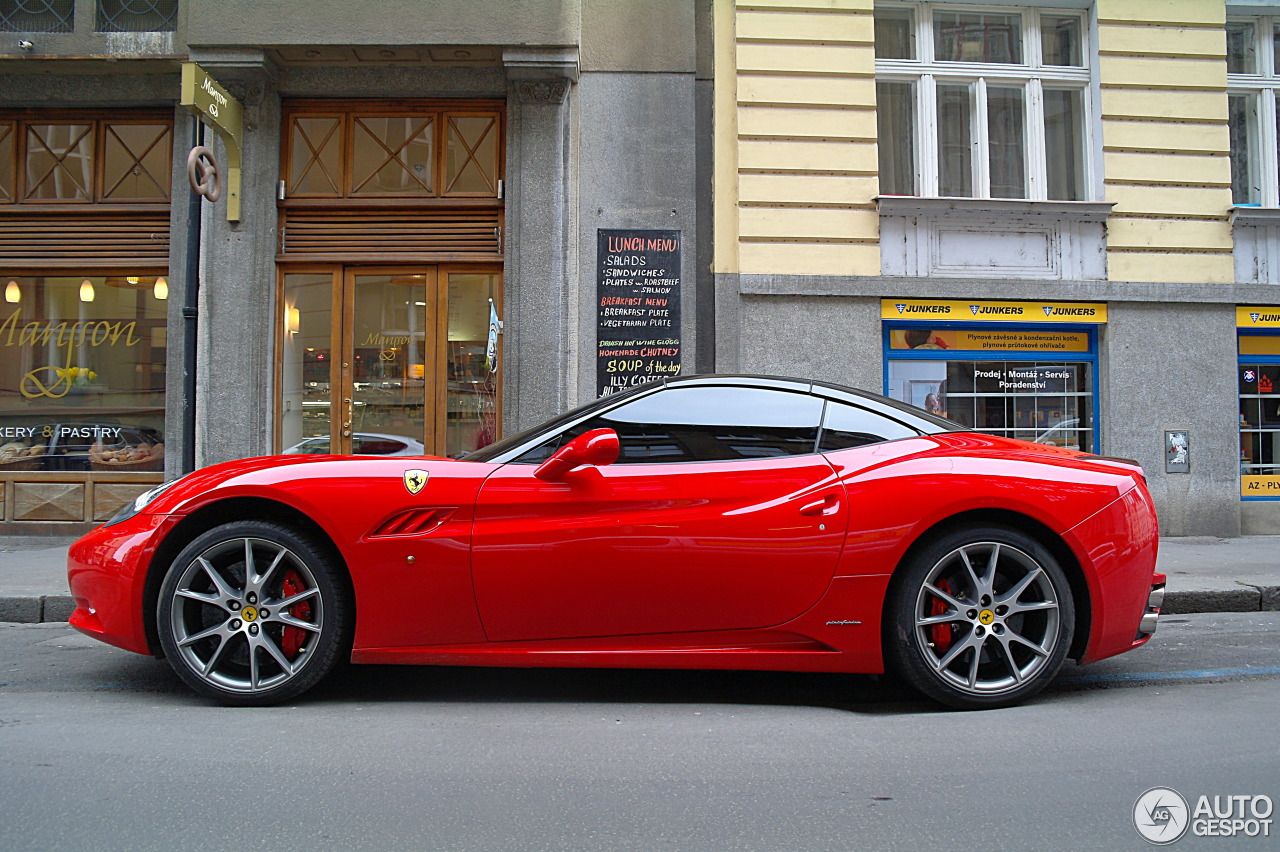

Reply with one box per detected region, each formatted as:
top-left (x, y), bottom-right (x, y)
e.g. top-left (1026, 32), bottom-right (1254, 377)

top-left (281, 99), bottom-right (505, 203)
top-left (0, 109), bottom-right (173, 208)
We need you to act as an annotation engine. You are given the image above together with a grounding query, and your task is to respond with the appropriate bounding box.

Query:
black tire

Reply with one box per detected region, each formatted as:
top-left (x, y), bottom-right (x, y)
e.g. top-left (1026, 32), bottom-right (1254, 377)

top-left (885, 525), bottom-right (1075, 710)
top-left (156, 520), bottom-right (351, 706)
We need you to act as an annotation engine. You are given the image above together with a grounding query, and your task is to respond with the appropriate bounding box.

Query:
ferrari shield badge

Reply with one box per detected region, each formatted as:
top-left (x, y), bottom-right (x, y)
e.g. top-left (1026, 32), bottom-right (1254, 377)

top-left (402, 469), bottom-right (429, 495)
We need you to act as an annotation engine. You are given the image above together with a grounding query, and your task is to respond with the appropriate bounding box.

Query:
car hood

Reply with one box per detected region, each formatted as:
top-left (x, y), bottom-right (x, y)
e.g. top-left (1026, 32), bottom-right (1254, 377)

top-left (141, 454), bottom-right (483, 517)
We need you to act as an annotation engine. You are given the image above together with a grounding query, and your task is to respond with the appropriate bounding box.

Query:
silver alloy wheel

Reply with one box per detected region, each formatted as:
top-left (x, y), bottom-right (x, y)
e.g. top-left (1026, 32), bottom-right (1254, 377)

top-left (911, 540), bottom-right (1061, 696)
top-left (168, 536), bottom-right (324, 694)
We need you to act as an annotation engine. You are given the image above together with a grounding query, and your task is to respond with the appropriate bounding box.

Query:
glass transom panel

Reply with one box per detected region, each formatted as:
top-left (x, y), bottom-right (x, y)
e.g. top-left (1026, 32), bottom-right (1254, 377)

top-left (351, 116), bottom-right (435, 196)
top-left (25, 123), bottom-right (93, 201)
top-left (102, 123), bottom-right (171, 201)
top-left (445, 115), bottom-right (498, 195)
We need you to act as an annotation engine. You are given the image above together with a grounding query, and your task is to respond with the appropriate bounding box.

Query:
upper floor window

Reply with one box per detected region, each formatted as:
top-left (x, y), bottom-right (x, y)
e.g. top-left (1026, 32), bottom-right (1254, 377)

top-left (0, 1), bottom-right (73, 33)
top-left (1227, 18), bottom-right (1280, 206)
top-left (96, 0), bottom-right (178, 33)
top-left (874, 3), bottom-right (1092, 201)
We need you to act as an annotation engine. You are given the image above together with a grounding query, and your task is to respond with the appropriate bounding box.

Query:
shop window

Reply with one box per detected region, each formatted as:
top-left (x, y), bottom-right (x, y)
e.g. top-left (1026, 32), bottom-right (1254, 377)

top-left (284, 104), bottom-right (502, 200)
top-left (0, 114), bottom-right (172, 205)
top-left (95, 0), bottom-right (178, 33)
top-left (1240, 333), bottom-right (1280, 496)
top-left (874, 3), bottom-right (1091, 201)
top-left (0, 1), bottom-right (73, 33)
top-left (1227, 18), bottom-right (1280, 206)
top-left (0, 275), bottom-right (167, 473)
top-left (885, 322), bottom-right (1097, 453)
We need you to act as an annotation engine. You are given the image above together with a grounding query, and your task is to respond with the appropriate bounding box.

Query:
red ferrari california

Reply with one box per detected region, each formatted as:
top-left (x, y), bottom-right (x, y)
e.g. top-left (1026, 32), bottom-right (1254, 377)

top-left (68, 375), bottom-right (1163, 709)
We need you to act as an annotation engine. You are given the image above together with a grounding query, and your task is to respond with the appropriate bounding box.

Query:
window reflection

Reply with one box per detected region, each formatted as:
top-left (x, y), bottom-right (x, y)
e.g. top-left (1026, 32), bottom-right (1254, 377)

top-left (0, 275), bottom-right (166, 471)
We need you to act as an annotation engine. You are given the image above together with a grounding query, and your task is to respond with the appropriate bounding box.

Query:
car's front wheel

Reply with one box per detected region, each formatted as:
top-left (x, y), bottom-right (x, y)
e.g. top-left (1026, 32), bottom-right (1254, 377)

top-left (157, 521), bottom-right (351, 706)
top-left (886, 525), bottom-right (1075, 710)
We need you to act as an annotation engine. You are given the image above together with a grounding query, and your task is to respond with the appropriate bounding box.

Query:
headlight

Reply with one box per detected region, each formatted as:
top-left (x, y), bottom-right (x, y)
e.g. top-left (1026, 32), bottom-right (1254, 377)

top-left (103, 477), bottom-right (185, 527)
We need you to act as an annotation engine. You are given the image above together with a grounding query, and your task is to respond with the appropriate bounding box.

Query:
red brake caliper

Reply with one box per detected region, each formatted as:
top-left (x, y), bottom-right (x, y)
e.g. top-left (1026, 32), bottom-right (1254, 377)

top-left (930, 578), bottom-right (953, 653)
top-left (281, 569), bottom-right (311, 658)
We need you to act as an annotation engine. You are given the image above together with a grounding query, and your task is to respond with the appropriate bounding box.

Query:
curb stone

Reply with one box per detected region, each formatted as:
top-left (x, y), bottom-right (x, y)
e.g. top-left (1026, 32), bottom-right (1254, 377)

top-left (0, 595), bottom-right (74, 624)
top-left (1, 590), bottom-right (1277, 625)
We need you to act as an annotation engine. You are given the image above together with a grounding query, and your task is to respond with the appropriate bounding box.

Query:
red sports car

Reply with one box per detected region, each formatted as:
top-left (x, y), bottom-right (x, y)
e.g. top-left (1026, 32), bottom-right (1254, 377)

top-left (68, 375), bottom-right (1164, 709)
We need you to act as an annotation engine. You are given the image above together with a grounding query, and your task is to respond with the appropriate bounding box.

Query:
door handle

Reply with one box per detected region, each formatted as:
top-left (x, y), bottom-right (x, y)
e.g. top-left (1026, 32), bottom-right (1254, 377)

top-left (799, 494), bottom-right (841, 516)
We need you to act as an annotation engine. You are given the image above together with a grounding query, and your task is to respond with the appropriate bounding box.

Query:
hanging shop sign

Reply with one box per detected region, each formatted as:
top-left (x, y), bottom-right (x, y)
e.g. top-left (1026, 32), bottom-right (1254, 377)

top-left (1237, 306), bottom-right (1280, 328)
top-left (180, 62), bottom-right (243, 221)
top-left (881, 299), bottom-right (1108, 323)
top-left (888, 328), bottom-right (1090, 352)
top-left (596, 229), bottom-right (682, 396)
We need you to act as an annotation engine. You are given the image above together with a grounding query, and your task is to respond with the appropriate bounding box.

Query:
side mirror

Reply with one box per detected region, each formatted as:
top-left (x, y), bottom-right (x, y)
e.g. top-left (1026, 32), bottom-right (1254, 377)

top-left (534, 428), bottom-right (620, 481)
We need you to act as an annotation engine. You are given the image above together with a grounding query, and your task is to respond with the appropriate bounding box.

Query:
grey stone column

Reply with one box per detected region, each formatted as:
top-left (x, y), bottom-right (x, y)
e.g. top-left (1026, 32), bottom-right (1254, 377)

top-left (503, 48), bottom-right (579, 430)
top-left (186, 49), bottom-right (281, 467)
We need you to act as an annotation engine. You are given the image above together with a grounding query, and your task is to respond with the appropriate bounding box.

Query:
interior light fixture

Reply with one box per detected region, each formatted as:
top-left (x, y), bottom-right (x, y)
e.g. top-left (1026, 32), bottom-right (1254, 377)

top-left (4, 280), bottom-right (18, 303)
top-left (153, 277), bottom-right (168, 300)
top-left (287, 306), bottom-right (301, 335)
top-left (126, 276), bottom-right (140, 285)
top-left (80, 279), bottom-right (96, 302)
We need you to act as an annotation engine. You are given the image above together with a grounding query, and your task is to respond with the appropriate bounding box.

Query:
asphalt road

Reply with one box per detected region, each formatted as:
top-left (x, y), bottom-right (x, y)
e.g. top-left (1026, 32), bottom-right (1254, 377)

top-left (1, 613), bottom-right (1278, 851)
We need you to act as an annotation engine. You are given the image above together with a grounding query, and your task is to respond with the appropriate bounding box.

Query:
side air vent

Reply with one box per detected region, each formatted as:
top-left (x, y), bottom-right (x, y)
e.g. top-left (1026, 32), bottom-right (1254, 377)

top-left (369, 507), bottom-right (455, 538)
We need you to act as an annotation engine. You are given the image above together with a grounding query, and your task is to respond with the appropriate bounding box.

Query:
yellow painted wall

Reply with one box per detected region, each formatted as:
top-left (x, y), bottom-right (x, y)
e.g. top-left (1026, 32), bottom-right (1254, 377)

top-left (716, 0), bottom-right (1241, 284)
top-left (1097, 0), bottom-right (1235, 283)
top-left (715, 0), bottom-right (880, 276)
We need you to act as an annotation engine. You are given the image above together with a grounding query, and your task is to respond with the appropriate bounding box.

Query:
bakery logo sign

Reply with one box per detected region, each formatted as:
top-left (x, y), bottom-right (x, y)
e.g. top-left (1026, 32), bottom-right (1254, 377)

top-left (1134, 787), bottom-right (1273, 844)
top-left (0, 308), bottom-right (142, 400)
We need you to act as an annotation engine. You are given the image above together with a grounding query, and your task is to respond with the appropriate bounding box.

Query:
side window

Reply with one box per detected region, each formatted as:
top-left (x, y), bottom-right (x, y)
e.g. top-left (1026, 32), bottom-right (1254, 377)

top-left (818, 401), bottom-right (919, 451)
top-left (515, 386), bottom-right (824, 464)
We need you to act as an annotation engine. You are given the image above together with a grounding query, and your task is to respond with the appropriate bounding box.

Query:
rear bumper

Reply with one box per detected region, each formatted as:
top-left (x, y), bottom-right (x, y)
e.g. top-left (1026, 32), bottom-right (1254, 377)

top-left (1062, 483), bottom-right (1161, 664)
top-left (1139, 574), bottom-right (1166, 636)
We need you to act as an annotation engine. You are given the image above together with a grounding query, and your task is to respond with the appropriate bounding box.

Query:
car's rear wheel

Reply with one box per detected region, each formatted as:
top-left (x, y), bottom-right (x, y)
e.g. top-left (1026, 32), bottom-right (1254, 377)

top-left (886, 525), bottom-right (1074, 710)
top-left (157, 521), bottom-right (350, 706)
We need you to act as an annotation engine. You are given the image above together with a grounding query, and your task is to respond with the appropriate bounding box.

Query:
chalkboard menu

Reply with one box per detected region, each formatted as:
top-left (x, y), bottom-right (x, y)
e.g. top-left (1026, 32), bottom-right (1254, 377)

top-left (596, 228), bottom-right (682, 396)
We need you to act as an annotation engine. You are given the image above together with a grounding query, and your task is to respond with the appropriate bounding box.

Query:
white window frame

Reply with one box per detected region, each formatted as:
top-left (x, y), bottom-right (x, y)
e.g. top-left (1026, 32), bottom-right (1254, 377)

top-left (1227, 16), bottom-right (1280, 207)
top-left (875, 1), bottom-right (1095, 201)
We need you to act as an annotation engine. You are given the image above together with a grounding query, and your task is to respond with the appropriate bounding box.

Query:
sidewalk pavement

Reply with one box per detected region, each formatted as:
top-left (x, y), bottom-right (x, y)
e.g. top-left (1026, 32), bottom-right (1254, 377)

top-left (1, 533), bottom-right (1276, 625)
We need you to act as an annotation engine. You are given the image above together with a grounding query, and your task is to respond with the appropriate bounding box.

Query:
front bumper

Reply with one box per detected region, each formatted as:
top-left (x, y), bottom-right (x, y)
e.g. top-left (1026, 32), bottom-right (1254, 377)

top-left (67, 512), bottom-right (173, 656)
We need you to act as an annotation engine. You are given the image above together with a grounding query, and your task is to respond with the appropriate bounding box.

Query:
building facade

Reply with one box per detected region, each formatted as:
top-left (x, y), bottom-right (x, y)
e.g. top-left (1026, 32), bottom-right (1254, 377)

top-left (3, 0), bottom-right (1278, 539)
top-left (715, 0), bottom-right (1280, 536)
top-left (0, 0), bottom-right (710, 533)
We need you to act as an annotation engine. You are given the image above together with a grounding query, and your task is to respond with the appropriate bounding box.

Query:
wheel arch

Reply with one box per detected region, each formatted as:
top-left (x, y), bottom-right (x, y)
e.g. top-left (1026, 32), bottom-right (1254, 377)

top-left (884, 508), bottom-right (1093, 662)
top-left (142, 497), bottom-right (353, 657)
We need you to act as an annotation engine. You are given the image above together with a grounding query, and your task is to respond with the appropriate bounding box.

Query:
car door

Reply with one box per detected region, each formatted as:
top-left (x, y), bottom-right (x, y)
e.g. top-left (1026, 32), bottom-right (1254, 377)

top-left (471, 385), bottom-right (849, 642)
